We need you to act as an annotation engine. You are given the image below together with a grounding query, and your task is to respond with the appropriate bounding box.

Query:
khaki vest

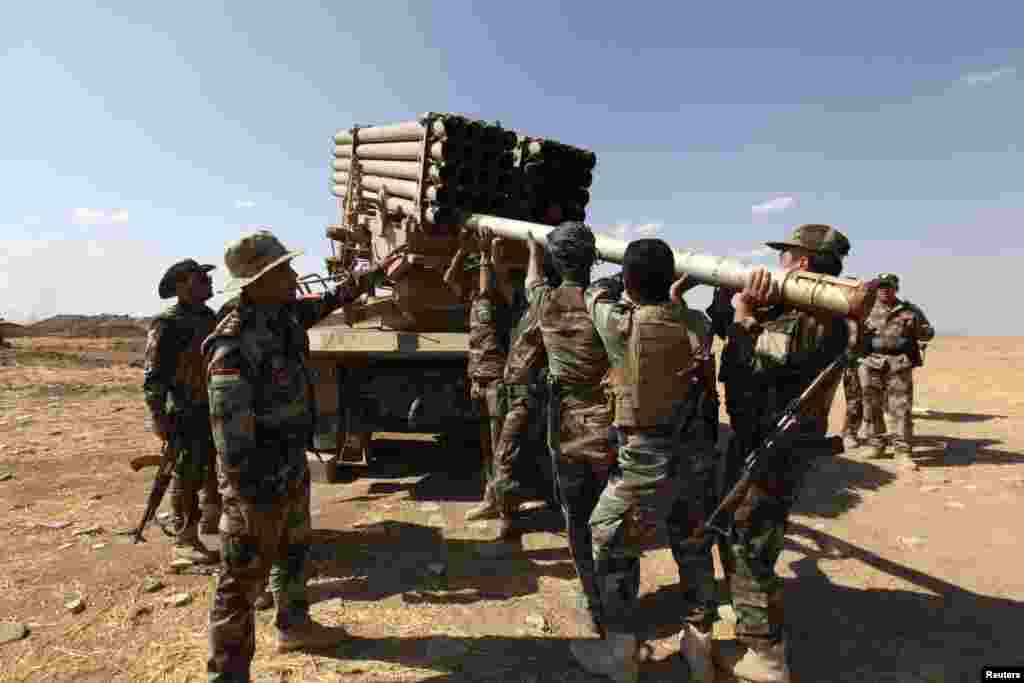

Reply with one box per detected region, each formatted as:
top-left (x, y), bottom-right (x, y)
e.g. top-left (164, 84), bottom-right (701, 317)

top-left (607, 303), bottom-right (705, 428)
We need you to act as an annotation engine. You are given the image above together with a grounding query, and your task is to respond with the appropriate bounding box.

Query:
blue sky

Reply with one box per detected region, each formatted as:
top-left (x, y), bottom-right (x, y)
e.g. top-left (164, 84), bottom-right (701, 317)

top-left (1, 1), bottom-right (1020, 333)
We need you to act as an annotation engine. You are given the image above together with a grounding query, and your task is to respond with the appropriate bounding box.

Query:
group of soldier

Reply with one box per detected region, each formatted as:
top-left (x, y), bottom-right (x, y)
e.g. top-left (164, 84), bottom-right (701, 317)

top-left (142, 216), bottom-right (933, 683)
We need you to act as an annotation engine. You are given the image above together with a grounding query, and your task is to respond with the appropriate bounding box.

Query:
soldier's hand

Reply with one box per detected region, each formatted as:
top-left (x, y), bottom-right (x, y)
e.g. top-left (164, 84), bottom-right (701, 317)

top-left (491, 234), bottom-right (506, 266)
top-left (458, 227), bottom-right (476, 250)
top-left (670, 274), bottom-right (698, 303)
top-left (732, 267), bottom-right (771, 318)
top-left (478, 227), bottom-right (494, 254)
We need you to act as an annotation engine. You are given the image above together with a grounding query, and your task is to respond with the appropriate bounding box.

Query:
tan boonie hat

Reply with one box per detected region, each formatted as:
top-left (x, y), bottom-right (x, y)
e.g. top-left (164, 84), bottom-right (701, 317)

top-left (221, 230), bottom-right (304, 293)
top-left (765, 223), bottom-right (851, 259)
top-left (877, 272), bottom-right (900, 288)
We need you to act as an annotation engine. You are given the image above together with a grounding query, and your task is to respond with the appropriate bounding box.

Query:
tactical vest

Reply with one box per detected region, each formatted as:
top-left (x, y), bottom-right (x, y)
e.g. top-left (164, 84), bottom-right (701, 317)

top-left (538, 284), bottom-right (609, 395)
top-left (163, 306), bottom-right (216, 411)
top-left (504, 301), bottom-right (545, 386)
top-left (607, 303), bottom-right (705, 428)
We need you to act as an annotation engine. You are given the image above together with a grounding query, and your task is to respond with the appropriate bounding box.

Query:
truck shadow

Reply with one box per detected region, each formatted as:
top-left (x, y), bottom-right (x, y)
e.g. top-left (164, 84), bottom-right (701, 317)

top-left (915, 410), bottom-right (1007, 423)
top-left (306, 521), bottom-right (576, 608)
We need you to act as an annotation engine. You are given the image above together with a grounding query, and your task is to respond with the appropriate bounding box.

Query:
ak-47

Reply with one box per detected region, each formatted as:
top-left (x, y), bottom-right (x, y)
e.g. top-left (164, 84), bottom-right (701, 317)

top-left (703, 331), bottom-right (854, 538)
top-left (123, 433), bottom-right (179, 544)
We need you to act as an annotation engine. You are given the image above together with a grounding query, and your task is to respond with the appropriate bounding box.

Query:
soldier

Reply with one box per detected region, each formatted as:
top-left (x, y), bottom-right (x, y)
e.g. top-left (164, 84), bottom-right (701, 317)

top-left (144, 259), bottom-right (221, 565)
top-left (525, 222), bottom-right (612, 637)
top-left (489, 242), bottom-right (562, 539)
top-left (704, 224), bottom-right (851, 683)
top-left (444, 229), bottom-right (516, 521)
top-left (858, 273), bottom-right (934, 467)
top-left (569, 239), bottom-right (720, 683)
top-left (203, 230), bottom-right (358, 681)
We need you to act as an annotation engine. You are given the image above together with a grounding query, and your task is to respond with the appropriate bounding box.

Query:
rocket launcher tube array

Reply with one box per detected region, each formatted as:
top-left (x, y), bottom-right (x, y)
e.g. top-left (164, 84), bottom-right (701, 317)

top-left (460, 213), bottom-right (876, 320)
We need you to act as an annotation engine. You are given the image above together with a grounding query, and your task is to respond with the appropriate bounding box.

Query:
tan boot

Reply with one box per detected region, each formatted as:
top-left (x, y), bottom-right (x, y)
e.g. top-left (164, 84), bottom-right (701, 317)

top-left (199, 504), bottom-right (221, 535)
top-left (465, 486), bottom-right (500, 521)
top-left (716, 638), bottom-right (790, 683)
top-left (171, 525), bottom-right (219, 565)
top-left (275, 619), bottom-right (348, 653)
top-left (680, 624), bottom-right (716, 683)
top-left (569, 632), bottom-right (640, 683)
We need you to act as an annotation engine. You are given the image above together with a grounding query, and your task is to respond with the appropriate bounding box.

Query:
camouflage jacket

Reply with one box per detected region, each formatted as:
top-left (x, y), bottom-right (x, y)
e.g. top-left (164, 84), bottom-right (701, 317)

top-left (503, 292), bottom-right (546, 387)
top-left (860, 298), bottom-right (934, 372)
top-left (143, 302), bottom-right (217, 422)
top-left (468, 291), bottom-right (510, 383)
top-left (724, 304), bottom-right (847, 438)
top-left (202, 292), bottom-right (341, 500)
top-left (530, 281), bottom-right (609, 401)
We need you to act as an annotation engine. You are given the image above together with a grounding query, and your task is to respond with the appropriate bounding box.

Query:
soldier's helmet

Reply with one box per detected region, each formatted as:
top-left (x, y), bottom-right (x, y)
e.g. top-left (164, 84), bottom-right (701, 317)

top-left (158, 259), bottom-right (216, 299)
top-left (221, 230), bottom-right (304, 293)
top-left (877, 273), bottom-right (900, 289)
top-left (765, 224), bottom-right (850, 260)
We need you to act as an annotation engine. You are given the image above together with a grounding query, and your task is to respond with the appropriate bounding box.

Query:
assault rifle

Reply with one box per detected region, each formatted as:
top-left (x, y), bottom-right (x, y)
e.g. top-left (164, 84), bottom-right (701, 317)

top-left (703, 336), bottom-right (852, 538)
top-left (121, 432), bottom-right (179, 543)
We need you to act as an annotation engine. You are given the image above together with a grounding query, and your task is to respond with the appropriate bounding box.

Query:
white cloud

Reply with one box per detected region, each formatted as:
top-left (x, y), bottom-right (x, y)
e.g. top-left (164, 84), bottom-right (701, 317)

top-left (71, 207), bottom-right (129, 225)
top-left (751, 196), bottom-right (796, 214)
top-left (23, 215), bottom-right (42, 226)
top-left (601, 220), bottom-right (664, 240)
top-left (961, 66), bottom-right (1016, 86)
top-left (234, 200), bottom-right (256, 209)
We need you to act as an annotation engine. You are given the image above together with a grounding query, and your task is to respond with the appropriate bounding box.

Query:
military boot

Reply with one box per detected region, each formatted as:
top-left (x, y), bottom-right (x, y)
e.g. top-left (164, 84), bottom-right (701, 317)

top-left (495, 488), bottom-right (526, 540)
top-left (679, 623), bottom-right (716, 683)
top-left (866, 443), bottom-right (888, 459)
top-left (841, 432), bottom-right (860, 451)
top-left (715, 638), bottom-right (790, 683)
top-left (172, 523), bottom-right (219, 565)
top-left (274, 600), bottom-right (348, 653)
top-left (569, 632), bottom-right (640, 683)
top-left (199, 504), bottom-right (221, 535)
top-left (465, 485), bottom-right (500, 521)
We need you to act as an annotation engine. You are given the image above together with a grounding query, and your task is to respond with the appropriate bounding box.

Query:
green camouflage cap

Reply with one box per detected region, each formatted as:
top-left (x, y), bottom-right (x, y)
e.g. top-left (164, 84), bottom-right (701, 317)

top-left (158, 259), bottom-right (216, 299)
top-left (877, 272), bottom-right (900, 289)
top-left (221, 230), bottom-right (304, 293)
top-left (765, 223), bottom-right (851, 259)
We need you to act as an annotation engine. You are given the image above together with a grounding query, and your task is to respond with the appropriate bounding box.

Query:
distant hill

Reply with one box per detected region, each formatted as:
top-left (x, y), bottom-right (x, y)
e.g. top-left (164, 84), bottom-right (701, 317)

top-left (18, 314), bottom-right (152, 338)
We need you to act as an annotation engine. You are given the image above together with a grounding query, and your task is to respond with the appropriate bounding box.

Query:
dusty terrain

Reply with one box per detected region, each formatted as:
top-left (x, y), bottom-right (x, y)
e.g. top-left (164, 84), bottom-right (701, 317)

top-left (0, 335), bottom-right (1021, 682)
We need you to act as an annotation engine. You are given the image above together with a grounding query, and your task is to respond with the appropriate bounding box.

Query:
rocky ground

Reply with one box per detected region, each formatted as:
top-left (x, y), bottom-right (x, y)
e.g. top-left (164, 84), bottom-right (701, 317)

top-left (0, 336), bottom-right (1021, 682)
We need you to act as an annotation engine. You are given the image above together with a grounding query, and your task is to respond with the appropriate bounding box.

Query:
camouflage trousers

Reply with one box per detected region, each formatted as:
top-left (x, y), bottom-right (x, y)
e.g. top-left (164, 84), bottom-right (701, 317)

top-left (169, 414), bottom-right (221, 532)
top-left (492, 385), bottom-right (546, 505)
top-left (207, 469), bottom-right (312, 682)
top-left (589, 429), bottom-right (717, 635)
top-left (472, 378), bottom-right (505, 494)
top-left (841, 366), bottom-right (863, 438)
top-left (858, 364), bottom-right (914, 453)
top-left (552, 397), bottom-right (613, 615)
top-left (716, 441), bottom-right (822, 646)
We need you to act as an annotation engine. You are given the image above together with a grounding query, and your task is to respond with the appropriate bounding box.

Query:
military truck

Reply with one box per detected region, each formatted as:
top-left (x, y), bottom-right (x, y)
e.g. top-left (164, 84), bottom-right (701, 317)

top-left (304, 112), bottom-right (876, 482)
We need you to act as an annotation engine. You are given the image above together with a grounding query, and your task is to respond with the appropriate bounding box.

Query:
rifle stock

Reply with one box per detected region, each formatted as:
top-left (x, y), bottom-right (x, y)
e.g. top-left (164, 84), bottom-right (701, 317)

top-left (125, 434), bottom-right (178, 543)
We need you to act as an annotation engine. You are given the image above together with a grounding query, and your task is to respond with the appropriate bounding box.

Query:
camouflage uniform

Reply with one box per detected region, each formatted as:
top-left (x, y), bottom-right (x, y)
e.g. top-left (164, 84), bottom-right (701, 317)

top-left (467, 289), bottom-right (511, 507)
top-left (204, 231), bottom-right (350, 682)
top-left (530, 278), bottom-right (612, 625)
top-left (716, 225), bottom-right (850, 666)
top-left (585, 282), bottom-right (719, 637)
top-left (858, 274), bottom-right (934, 458)
top-left (492, 293), bottom-right (547, 519)
top-left (144, 266), bottom-right (221, 548)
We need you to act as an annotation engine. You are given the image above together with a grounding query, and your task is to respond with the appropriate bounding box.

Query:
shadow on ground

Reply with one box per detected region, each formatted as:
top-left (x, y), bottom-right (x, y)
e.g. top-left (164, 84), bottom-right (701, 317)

top-left (785, 521), bottom-right (1023, 682)
top-left (306, 520), bottom-right (575, 607)
top-left (915, 410), bottom-right (1008, 423)
top-left (911, 435), bottom-right (1024, 469)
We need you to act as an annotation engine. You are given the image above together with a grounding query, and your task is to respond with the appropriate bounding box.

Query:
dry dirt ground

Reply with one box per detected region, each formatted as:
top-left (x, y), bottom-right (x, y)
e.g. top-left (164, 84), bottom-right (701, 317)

top-left (1, 336), bottom-right (1021, 682)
